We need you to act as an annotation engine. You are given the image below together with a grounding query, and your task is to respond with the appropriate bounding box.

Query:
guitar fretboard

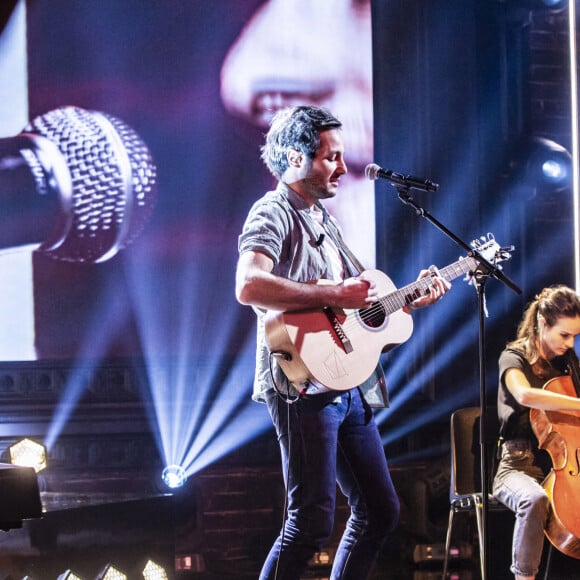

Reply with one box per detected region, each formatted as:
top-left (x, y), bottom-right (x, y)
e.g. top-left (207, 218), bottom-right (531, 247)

top-left (379, 257), bottom-right (478, 315)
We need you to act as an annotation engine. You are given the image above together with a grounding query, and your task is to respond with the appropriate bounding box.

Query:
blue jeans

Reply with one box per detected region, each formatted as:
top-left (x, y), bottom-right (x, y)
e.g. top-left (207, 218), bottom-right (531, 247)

top-left (260, 387), bottom-right (400, 580)
top-left (492, 439), bottom-right (550, 577)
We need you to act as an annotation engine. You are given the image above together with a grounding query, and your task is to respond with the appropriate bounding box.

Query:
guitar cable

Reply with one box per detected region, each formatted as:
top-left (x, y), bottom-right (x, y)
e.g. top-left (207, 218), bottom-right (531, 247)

top-left (268, 350), bottom-right (300, 579)
top-left (269, 351), bottom-right (300, 404)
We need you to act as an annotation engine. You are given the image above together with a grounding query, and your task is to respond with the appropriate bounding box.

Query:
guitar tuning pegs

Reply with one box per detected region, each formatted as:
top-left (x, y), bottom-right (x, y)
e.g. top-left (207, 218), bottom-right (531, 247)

top-left (495, 245), bottom-right (515, 263)
top-left (471, 232), bottom-right (498, 251)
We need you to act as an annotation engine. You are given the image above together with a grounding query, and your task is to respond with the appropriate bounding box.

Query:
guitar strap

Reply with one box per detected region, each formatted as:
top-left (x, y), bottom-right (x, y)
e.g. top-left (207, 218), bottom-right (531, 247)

top-left (318, 203), bottom-right (366, 277)
top-left (318, 204), bottom-right (391, 407)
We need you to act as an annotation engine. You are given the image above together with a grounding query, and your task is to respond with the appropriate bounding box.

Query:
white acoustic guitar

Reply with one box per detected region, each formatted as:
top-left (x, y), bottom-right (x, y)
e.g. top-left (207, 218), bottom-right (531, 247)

top-left (265, 234), bottom-right (510, 391)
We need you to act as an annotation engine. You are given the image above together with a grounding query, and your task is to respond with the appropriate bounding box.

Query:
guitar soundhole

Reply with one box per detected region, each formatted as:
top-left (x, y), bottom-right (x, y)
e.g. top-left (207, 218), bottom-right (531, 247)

top-left (359, 303), bottom-right (386, 329)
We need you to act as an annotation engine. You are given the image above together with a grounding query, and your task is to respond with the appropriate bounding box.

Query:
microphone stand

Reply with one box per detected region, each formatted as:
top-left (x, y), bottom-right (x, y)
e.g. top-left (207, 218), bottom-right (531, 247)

top-left (392, 185), bottom-right (521, 580)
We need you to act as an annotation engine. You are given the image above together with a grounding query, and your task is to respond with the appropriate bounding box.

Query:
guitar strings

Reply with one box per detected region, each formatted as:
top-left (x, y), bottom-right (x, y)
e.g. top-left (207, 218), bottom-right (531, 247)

top-left (337, 258), bottom-right (476, 334)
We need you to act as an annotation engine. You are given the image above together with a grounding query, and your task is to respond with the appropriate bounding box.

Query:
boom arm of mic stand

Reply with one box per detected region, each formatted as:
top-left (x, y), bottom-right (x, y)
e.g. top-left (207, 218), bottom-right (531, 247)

top-left (395, 186), bottom-right (521, 295)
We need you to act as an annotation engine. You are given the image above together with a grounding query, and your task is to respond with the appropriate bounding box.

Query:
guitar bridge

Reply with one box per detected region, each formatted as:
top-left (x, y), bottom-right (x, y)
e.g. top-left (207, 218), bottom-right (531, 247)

top-left (323, 307), bottom-right (353, 354)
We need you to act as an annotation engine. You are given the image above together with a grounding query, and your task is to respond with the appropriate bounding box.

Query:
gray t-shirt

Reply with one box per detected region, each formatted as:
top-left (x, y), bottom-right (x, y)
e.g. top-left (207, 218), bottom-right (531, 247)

top-left (497, 348), bottom-right (566, 441)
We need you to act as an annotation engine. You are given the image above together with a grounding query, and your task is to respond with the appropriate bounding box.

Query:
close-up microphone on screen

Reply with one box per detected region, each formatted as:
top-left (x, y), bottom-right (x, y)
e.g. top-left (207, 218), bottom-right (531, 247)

top-left (0, 106), bottom-right (157, 263)
top-left (365, 162), bottom-right (439, 192)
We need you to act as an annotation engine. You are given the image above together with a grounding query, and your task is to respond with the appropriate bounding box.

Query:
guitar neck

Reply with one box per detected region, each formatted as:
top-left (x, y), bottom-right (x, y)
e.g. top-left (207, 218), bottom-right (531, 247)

top-left (379, 257), bottom-right (477, 315)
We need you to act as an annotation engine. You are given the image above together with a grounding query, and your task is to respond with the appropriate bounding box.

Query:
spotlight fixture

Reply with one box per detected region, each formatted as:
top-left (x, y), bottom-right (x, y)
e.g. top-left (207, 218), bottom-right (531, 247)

top-left (142, 559), bottom-right (169, 580)
top-left (534, 0), bottom-right (567, 11)
top-left (95, 564), bottom-right (127, 580)
top-left (507, 136), bottom-right (572, 195)
top-left (525, 137), bottom-right (572, 193)
top-left (57, 570), bottom-right (84, 580)
top-left (161, 464), bottom-right (187, 489)
top-left (513, 0), bottom-right (568, 11)
top-left (310, 550), bottom-right (334, 567)
top-left (9, 438), bottom-right (47, 473)
top-left (175, 554), bottom-right (206, 573)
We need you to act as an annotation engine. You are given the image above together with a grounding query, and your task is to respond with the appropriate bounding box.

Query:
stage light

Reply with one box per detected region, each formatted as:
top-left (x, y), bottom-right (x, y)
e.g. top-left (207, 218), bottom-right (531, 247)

top-left (507, 136), bottom-right (572, 194)
top-left (126, 248), bottom-right (273, 483)
top-left (161, 464), bottom-right (187, 489)
top-left (9, 438), bottom-right (47, 473)
top-left (95, 564), bottom-right (127, 580)
top-left (310, 550), bottom-right (333, 566)
top-left (541, 157), bottom-right (567, 182)
top-left (514, 0), bottom-right (568, 11)
top-left (142, 559), bottom-right (169, 580)
top-left (526, 137), bottom-right (572, 192)
top-left (57, 570), bottom-right (84, 580)
top-left (535, 0), bottom-right (567, 11)
top-left (175, 553), bottom-right (206, 573)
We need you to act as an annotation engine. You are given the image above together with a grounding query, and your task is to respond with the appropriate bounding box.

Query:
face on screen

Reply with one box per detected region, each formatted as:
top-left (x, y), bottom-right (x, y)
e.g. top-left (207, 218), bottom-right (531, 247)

top-left (220, 0), bottom-right (376, 267)
top-left (3, 0), bottom-right (376, 363)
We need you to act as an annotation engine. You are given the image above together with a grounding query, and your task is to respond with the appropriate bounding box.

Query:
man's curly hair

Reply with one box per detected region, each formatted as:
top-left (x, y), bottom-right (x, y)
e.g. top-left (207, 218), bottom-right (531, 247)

top-left (260, 105), bottom-right (342, 179)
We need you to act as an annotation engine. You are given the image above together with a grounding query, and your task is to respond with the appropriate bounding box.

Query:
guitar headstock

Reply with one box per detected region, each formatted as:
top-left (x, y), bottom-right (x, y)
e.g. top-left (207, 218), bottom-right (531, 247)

top-left (463, 233), bottom-right (514, 283)
top-left (470, 233), bottom-right (514, 266)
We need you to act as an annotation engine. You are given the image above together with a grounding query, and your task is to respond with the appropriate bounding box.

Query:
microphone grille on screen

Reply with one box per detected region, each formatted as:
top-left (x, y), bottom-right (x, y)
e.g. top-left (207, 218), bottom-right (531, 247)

top-left (24, 106), bottom-right (157, 263)
top-left (364, 163), bottom-right (380, 181)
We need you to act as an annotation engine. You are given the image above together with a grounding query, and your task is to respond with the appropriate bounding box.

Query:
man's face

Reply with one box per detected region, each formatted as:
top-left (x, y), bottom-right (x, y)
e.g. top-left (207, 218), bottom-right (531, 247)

top-left (540, 315), bottom-right (580, 360)
top-left (292, 129), bottom-right (348, 204)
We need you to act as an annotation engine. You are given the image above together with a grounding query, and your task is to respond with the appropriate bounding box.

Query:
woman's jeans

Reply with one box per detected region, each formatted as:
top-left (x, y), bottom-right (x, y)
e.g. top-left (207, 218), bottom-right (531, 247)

top-left (260, 387), bottom-right (400, 580)
top-left (492, 439), bottom-right (550, 578)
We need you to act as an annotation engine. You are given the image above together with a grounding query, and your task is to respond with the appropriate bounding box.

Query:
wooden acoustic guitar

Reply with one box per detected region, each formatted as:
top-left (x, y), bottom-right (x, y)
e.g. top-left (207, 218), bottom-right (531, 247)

top-left (265, 235), bottom-right (509, 391)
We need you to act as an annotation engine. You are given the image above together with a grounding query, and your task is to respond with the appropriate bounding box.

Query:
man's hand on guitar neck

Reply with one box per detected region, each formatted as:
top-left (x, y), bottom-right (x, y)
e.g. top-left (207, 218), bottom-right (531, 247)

top-left (406, 268), bottom-right (451, 311)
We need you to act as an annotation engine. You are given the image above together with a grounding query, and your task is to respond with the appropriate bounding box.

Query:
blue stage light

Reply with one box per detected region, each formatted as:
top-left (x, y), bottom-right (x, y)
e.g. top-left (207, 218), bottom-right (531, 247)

top-left (527, 137), bottom-right (572, 192)
top-left (506, 136), bottom-right (572, 195)
top-left (537, 0), bottom-right (567, 9)
top-left (515, 0), bottom-right (568, 11)
top-left (57, 571), bottom-right (84, 580)
top-left (541, 158), bottom-right (568, 183)
top-left (161, 464), bottom-right (187, 489)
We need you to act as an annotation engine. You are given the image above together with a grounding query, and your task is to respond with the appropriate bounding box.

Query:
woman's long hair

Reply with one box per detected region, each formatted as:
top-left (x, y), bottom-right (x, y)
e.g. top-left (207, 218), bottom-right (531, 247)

top-left (508, 285), bottom-right (580, 377)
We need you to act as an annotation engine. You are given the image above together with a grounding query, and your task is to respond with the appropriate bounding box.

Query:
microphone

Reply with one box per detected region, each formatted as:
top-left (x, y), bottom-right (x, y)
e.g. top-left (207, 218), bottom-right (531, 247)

top-left (365, 163), bottom-right (439, 192)
top-left (0, 106), bottom-right (157, 262)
